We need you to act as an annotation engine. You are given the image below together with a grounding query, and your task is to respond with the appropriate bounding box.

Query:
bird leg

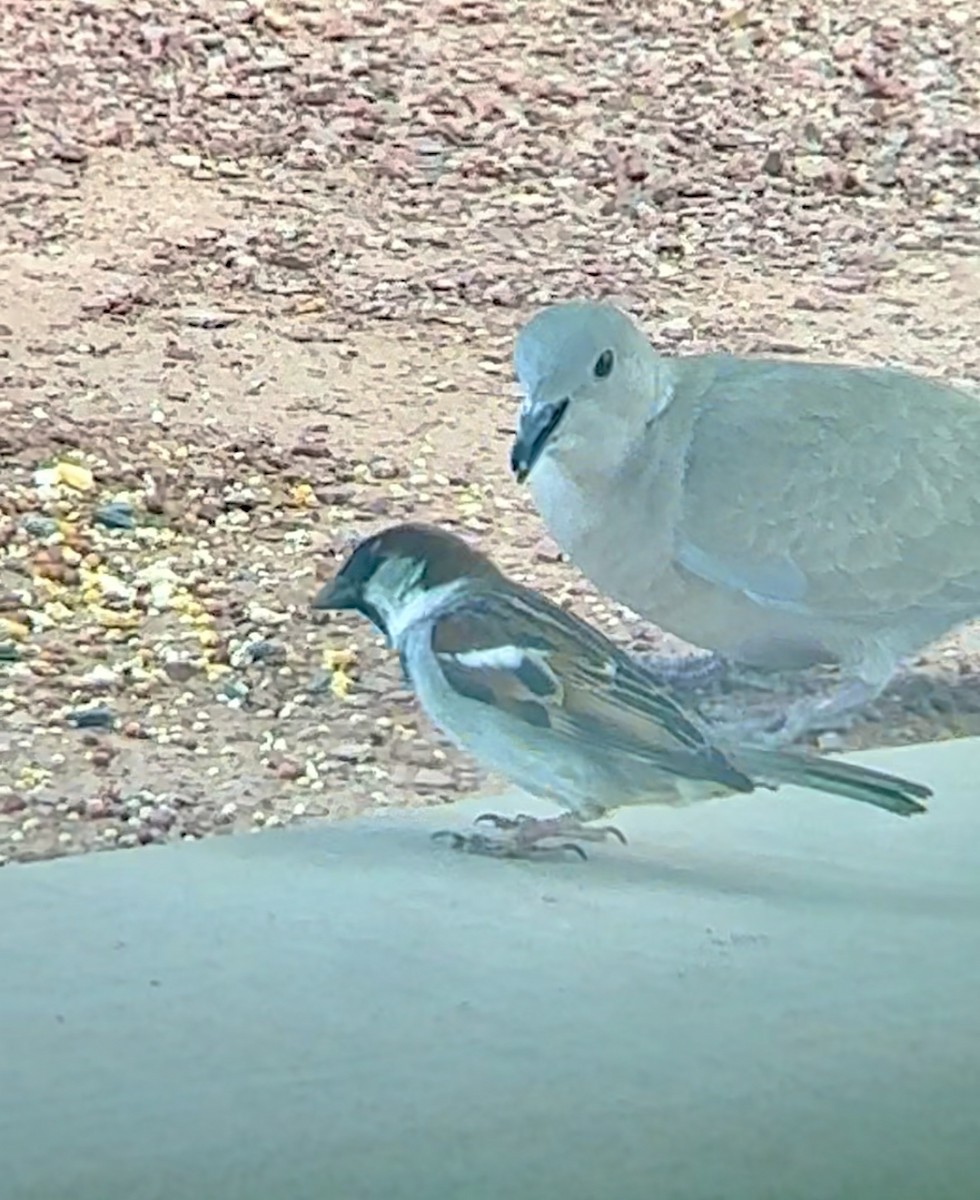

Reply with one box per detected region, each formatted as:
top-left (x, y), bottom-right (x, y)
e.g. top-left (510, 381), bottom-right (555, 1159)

top-left (710, 677), bottom-right (885, 749)
top-left (633, 650), bottom-right (732, 691)
top-left (431, 811), bottom-right (627, 861)
top-left (775, 678), bottom-right (886, 741)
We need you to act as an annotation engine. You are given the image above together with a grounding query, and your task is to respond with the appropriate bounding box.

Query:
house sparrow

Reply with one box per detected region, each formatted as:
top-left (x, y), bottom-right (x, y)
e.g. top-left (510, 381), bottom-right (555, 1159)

top-left (511, 300), bottom-right (980, 743)
top-left (313, 523), bottom-right (929, 860)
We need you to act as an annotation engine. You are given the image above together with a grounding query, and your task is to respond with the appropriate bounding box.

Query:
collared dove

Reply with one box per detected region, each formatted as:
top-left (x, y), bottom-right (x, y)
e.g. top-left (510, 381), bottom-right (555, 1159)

top-left (509, 300), bottom-right (980, 741)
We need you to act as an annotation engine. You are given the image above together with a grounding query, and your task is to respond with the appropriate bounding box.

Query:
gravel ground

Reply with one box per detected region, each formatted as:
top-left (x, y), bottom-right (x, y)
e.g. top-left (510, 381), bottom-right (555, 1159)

top-left (1, 0), bottom-right (978, 864)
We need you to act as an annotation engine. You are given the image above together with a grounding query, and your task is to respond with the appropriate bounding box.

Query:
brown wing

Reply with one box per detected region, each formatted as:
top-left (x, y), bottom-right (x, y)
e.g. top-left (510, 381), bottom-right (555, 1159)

top-left (431, 587), bottom-right (753, 793)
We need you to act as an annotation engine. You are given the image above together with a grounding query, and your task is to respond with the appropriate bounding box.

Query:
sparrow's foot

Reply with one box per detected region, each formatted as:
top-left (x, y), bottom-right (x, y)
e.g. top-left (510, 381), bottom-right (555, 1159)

top-left (431, 812), bottom-right (627, 861)
top-left (476, 811), bottom-right (627, 844)
top-left (431, 829), bottom-right (589, 861)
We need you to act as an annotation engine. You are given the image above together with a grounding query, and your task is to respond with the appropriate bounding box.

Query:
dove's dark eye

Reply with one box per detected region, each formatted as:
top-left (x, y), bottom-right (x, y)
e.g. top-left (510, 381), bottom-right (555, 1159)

top-left (594, 349), bottom-right (614, 379)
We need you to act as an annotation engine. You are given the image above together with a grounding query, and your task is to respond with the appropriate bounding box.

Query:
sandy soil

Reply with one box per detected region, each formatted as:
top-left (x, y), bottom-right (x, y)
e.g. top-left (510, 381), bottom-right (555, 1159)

top-left (1, 0), bottom-right (978, 862)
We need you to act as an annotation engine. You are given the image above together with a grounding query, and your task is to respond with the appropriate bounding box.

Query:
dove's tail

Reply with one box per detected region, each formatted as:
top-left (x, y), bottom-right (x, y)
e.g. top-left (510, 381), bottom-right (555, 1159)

top-left (734, 748), bottom-right (931, 817)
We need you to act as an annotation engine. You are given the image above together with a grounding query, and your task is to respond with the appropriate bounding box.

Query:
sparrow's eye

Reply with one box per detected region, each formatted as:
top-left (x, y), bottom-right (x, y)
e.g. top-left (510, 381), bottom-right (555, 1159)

top-left (594, 349), bottom-right (614, 379)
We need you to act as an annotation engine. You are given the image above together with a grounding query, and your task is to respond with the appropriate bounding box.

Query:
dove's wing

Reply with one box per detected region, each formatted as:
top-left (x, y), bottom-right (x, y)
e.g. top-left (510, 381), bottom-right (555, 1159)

top-left (675, 356), bottom-right (980, 620)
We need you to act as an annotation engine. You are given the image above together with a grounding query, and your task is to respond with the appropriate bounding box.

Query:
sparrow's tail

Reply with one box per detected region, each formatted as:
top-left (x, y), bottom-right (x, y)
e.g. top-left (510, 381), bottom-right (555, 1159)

top-left (733, 748), bottom-right (931, 817)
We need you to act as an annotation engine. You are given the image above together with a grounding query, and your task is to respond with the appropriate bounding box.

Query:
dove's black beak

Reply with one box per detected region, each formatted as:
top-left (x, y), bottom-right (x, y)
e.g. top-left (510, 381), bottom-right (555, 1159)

top-left (510, 399), bottom-right (569, 483)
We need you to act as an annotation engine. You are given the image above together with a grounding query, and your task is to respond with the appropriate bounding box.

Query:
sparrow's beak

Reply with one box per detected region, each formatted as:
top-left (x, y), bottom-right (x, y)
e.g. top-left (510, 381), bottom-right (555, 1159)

top-left (312, 572), bottom-right (388, 640)
top-left (510, 397), bottom-right (570, 483)
top-left (311, 575), bottom-right (355, 611)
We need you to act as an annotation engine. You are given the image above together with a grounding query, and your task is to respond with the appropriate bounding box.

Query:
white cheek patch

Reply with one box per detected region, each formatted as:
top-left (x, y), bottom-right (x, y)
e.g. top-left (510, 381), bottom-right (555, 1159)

top-left (369, 575), bottom-right (465, 645)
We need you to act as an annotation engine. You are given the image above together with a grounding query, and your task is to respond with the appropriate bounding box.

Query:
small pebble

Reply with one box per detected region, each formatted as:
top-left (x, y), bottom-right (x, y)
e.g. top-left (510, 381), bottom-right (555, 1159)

top-left (94, 501), bottom-right (136, 530)
top-left (68, 705), bottom-right (116, 730)
top-left (0, 790), bottom-right (27, 814)
top-left (20, 514), bottom-right (59, 538)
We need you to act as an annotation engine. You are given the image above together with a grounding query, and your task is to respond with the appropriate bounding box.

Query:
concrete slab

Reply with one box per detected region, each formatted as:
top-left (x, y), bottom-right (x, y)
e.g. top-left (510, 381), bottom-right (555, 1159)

top-left (1, 738), bottom-right (978, 1200)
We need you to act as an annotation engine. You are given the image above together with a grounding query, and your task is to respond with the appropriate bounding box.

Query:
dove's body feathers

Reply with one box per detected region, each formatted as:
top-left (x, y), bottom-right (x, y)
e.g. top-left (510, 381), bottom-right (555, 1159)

top-left (513, 303), bottom-right (980, 703)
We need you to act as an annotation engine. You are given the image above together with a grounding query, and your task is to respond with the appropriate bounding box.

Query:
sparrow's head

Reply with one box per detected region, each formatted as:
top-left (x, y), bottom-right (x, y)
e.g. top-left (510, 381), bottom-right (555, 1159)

top-left (312, 523), bottom-right (503, 642)
top-left (510, 302), bottom-right (662, 484)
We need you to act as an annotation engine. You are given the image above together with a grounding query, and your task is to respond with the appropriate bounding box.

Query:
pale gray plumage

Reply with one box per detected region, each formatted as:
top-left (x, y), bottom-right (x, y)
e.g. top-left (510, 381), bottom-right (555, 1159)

top-left (511, 300), bottom-right (980, 737)
top-left (314, 523), bottom-right (929, 859)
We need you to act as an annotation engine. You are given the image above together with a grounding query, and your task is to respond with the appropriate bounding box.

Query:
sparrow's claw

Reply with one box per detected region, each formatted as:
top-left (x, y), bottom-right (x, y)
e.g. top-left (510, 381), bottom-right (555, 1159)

top-left (433, 811), bottom-right (626, 861)
top-left (474, 811), bottom-right (537, 830)
top-left (591, 823), bottom-right (628, 845)
top-left (431, 829), bottom-right (588, 861)
top-left (476, 812), bottom-right (626, 843)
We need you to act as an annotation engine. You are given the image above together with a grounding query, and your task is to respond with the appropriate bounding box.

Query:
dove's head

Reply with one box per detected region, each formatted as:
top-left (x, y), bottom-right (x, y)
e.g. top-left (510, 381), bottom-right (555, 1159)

top-left (510, 302), bottom-right (663, 485)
